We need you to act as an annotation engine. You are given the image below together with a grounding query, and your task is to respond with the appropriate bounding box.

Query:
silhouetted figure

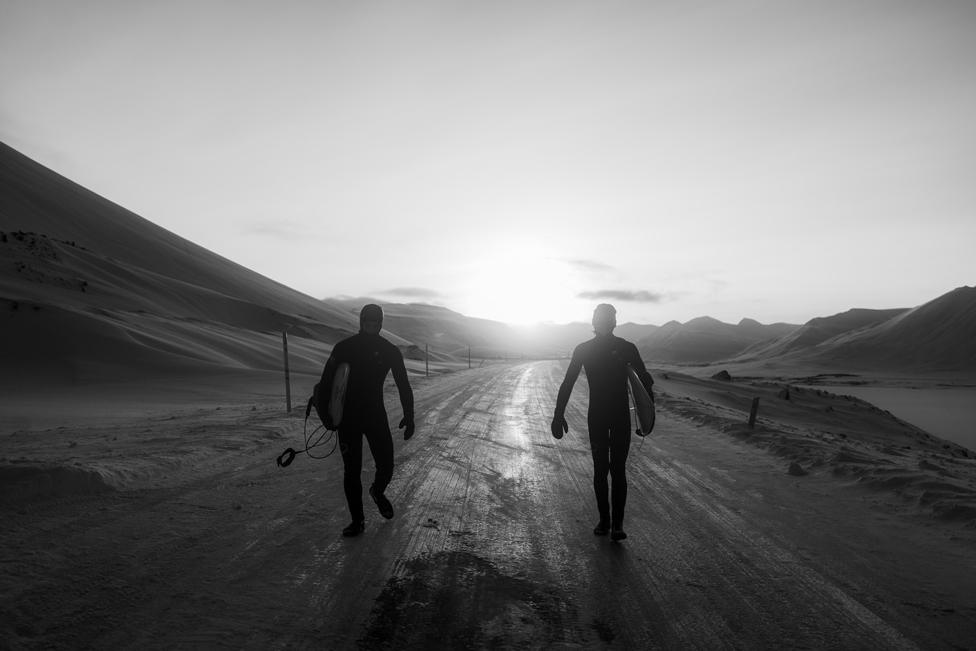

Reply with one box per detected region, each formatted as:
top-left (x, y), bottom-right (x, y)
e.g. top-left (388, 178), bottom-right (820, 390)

top-left (551, 304), bottom-right (654, 541)
top-left (317, 304), bottom-right (415, 537)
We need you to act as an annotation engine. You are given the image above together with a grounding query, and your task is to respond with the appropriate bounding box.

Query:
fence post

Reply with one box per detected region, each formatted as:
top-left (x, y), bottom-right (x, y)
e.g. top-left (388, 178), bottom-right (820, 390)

top-left (282, 331), bottom-right (292, 412)
top-left (425, 344), bottom-right (429, 377)
top-left (748, 397), bottom-right (759, 428)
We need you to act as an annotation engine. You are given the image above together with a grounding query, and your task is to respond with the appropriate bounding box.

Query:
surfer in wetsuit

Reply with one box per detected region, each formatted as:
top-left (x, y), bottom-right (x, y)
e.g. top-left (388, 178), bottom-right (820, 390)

top-left (317, 304), bottom-right (415, 537)
top-left (551, 303), bottom-right (654, 541)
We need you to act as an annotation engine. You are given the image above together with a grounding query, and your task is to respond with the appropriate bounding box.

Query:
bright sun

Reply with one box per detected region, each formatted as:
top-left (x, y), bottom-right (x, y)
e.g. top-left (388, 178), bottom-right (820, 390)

top-left (466, 247), bottom-right (576, 325)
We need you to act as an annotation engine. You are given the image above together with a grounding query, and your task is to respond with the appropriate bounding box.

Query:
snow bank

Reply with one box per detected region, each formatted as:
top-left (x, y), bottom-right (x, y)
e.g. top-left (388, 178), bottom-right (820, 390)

top-left (0, 463), bottom-right (114, 504)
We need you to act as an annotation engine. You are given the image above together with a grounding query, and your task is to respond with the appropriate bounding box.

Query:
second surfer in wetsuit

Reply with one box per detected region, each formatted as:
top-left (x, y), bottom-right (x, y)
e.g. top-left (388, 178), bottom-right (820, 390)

top-left (551, 303), bottom-right (654, 541)
top-left (317, 304), bottom-right (415, 537)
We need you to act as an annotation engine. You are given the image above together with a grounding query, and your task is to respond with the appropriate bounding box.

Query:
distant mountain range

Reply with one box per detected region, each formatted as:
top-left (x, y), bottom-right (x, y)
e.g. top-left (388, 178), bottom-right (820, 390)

top-left (2, 141), bottom-right (974, 381)
top-left (326, 288), bottom-right (976, 372)
top-left (642, 290), bottom-right (975, 371)
top-left (634, 317), bottom-right (797, 364)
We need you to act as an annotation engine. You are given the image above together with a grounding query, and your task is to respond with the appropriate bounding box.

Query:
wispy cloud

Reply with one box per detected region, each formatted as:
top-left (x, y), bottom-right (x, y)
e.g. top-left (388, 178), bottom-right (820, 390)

top-left (565, 259), bottom-right (615, 274)
top-left (578, 289), bottom-right (666, 303)
top-left (380, 287), bottom-right (443, 300)
top-left (243, 220), bottom-right (309, 241)
top-left (708, 278), bottom-right (729, 294)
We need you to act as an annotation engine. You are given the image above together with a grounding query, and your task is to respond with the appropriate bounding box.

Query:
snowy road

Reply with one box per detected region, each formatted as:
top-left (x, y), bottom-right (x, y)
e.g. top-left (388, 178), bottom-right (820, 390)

top-left (3, 361), bottom-right (976, 649)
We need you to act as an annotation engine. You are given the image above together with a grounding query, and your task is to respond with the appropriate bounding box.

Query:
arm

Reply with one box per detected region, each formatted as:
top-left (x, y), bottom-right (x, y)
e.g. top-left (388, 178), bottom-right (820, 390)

top-left (554, 355), bottom-right (582, 418)
top-left (391, 350), bottom-right (414, 420)
top-left (390, 348), bottom-right (415, 439)
top-left (551, 351), bottom-right (582, 439)
top-left (626, 343), bottom-right (655, 398)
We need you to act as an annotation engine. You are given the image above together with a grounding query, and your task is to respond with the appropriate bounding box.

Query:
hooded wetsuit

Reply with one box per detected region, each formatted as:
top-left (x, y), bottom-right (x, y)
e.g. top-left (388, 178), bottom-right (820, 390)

top-left (318, 331), bottom-right (414, 523)
top-left (554, 334), bottom-right (654, 527)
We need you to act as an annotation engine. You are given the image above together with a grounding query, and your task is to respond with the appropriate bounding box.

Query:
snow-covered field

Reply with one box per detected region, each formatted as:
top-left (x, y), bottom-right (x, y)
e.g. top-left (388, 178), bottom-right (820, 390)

top-left (3, 362), bottom-right (976, 648)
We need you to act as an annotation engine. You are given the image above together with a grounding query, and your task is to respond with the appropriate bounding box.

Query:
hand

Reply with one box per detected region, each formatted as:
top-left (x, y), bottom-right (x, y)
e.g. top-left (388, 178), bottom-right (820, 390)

top-left (550, 414), bottom-right (568, 439)
top-left (399, 416), bottom-right (415, 440)
top-left (323, 415), bottom-right (336, 431)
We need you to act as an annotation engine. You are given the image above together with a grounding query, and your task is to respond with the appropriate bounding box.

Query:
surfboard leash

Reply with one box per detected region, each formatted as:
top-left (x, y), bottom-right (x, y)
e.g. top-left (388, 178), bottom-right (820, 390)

top-left (275, 398), bottom-right (341, 468)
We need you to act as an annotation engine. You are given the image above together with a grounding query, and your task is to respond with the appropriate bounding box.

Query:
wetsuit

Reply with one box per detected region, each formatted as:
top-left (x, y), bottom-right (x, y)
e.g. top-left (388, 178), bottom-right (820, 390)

top-left (554, 334), bottom-right (654, 528)
top-left (318, 332), bottom-right (414, 523)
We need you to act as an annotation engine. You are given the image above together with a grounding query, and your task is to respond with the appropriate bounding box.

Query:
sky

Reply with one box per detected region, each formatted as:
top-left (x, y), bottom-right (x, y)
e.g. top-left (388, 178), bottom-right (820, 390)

top-left (2, 1), bottom-right (974, 326)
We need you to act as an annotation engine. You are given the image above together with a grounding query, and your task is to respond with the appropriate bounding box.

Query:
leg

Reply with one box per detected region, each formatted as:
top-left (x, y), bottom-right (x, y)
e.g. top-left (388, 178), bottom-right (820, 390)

top-left (609, 410), bottom-right (632, 538)
top-left (588, 414), bottom-right (611, 525)
top-left (364, 418), bottom-right (395, 495)
top-left (338, 427), bottom-right (365, 523)
top-left (364, 418), bottom-right (395, 519)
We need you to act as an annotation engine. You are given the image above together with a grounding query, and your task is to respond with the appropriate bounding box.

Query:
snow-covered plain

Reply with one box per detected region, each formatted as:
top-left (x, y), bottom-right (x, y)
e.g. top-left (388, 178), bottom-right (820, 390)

top-left (3, 362), bottom-right (975, 648)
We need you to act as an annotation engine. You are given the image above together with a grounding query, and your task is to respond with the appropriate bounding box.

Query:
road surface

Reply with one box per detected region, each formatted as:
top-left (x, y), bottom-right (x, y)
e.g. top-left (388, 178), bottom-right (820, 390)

top-left (3, 361), bottom-right (975, 649)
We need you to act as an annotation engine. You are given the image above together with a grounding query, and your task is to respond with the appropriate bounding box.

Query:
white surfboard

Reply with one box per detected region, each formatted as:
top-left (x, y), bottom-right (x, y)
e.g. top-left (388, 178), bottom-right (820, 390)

top-left (627, 365), bottom-right (655, 436)
top-left (329, 362), bottom-right (350, 427)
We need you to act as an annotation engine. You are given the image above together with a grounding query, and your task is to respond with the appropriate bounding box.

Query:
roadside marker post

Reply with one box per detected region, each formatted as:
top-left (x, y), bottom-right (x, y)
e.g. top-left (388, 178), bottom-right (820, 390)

top-left (282, 331), bottom-right (292, 412)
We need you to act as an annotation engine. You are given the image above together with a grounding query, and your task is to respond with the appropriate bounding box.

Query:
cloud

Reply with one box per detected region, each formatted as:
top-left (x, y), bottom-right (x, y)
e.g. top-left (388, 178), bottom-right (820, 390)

top-left (708, 278), bottom-right (730, 293)
top-left (242, 220), bottom-right (309, 241)
top-left (577, 289), bottom-right (666, 303)
top-left (565, 258), bottom-right (616, 274)
top-left (380, 287), bottom-right (443, 300)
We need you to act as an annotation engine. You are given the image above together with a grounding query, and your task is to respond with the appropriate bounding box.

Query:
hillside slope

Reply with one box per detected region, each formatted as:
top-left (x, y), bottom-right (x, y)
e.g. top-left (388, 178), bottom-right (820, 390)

top-left (812, 286), bottom-right (976, 371)
top-left (736, 308), bottom-right (906, 361)
top-left (0, 142), bottom-right (361, 387)
top-left (723, 288), bottom-right (976, 373)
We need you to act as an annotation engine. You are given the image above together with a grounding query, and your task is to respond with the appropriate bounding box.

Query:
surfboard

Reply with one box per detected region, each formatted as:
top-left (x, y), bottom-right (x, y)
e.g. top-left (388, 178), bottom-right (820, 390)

top-left (626, 365), bottom-right (655, 436)
top-left (329, 362), bottom-right (350, 428)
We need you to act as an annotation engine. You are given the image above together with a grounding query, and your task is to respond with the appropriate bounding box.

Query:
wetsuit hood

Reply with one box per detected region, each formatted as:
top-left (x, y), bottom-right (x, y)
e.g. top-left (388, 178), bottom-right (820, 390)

top-left (359, 304), bottom-right (384, 335)
top-left (592, 303), bottom-right (616, 336)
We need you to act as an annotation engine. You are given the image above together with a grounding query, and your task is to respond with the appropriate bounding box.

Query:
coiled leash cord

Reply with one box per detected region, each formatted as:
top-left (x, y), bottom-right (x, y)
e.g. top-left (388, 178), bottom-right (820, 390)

top-left (276, 399), bottom-right (340, 468)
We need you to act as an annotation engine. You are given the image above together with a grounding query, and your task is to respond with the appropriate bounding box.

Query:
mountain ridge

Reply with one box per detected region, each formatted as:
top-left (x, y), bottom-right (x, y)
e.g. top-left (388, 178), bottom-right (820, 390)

top-left (2, 141), bottom-right (973, 379)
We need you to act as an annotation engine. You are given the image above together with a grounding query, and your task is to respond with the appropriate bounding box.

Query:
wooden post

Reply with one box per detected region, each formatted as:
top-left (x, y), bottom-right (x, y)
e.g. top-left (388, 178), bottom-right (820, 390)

top-left (425, 343), bottom-right (429, 377)
top-left (282, 331), bottom-right (292, 412)
top-left (748, 397), bottom-right (759, 428)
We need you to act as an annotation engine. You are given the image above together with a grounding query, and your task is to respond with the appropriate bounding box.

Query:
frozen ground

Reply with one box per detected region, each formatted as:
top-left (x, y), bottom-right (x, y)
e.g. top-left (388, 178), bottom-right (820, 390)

top-left (2, 361), bottom-right (976, 649)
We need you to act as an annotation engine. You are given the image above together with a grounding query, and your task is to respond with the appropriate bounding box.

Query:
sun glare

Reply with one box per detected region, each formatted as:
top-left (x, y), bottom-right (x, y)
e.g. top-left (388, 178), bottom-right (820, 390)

top-left (466, 248), bottom-right (576, 325)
